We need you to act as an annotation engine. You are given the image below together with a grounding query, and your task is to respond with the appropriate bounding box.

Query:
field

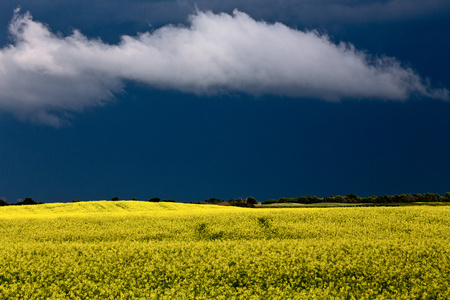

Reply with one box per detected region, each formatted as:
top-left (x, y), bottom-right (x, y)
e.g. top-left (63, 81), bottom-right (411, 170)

top-left (0, 202), bottom-right (449, 299)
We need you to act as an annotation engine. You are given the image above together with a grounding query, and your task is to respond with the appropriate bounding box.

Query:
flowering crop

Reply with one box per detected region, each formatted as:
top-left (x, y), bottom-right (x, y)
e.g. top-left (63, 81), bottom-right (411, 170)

top-left (0, 201), bottom-right (449, 299)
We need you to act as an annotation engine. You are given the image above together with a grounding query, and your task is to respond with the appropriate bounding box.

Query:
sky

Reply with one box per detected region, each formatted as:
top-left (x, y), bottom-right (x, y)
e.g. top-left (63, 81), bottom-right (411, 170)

top-left (1, 0), bottom-right (450, 203)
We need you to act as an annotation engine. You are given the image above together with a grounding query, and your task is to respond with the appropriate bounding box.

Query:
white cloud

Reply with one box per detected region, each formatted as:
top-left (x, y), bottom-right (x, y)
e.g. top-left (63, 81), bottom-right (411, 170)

top-left (0, 10), bottom-right (447, 125)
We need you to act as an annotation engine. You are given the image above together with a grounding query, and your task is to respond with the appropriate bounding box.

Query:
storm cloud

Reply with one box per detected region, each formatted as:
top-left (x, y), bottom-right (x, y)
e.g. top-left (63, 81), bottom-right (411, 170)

top-left (0, 9), bottom-right (447, 125)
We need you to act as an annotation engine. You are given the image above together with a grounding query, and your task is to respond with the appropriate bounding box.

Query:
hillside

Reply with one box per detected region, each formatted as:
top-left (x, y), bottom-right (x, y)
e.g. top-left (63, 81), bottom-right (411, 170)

top-left (0, 200), bottom-right (242, 218)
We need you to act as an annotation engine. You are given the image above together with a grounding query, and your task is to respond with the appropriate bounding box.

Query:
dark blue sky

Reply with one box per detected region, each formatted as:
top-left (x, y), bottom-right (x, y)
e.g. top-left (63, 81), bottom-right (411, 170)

top-left (1, 0), bottom-right (450, 202)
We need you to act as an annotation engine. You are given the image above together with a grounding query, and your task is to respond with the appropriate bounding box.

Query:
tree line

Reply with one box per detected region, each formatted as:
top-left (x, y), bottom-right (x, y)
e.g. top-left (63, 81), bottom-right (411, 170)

top-left (3, 193), bottom-right (450, 207)
top-left (197, 197), bottom-right (258, 207)
top-left (261, 193), bottom-right (450, 205)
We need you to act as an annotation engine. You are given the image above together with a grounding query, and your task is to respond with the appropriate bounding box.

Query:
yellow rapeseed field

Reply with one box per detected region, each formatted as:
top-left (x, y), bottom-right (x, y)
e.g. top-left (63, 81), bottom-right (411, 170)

top-left (0, 201), bottom-right (449, 299)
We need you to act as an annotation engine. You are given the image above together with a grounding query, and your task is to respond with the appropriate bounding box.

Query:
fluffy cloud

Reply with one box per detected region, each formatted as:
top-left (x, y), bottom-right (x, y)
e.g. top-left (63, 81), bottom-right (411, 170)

top-left (0, 10), bottom-right (447, 125)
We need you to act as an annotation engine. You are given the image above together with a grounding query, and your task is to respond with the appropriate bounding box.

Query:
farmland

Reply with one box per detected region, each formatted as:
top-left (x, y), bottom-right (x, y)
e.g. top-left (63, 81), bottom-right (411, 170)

top-left (0, 201), bottom-right (449, 299)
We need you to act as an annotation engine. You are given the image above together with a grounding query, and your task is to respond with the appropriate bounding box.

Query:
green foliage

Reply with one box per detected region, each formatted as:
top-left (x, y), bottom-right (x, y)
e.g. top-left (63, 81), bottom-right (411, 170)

top-left (148, 198), bottom-right (160, 202)
top-left (262, 199), bottom-right (278, 205)
top-left (17, 198), bottom-right (38, 205)
top-left (110, 196), bottom-right (119, 201)
top-left (446, 192), bottom-right (450, 201)
top-left (263, 193), bottom-right (450, 205)
top-left (205, 198), bottom-right (220, 204)
top-left (228, 198), bottom-right (255, 207)
top-left (344, 194), bottom-right (360, 203)
top-left (246, 197), bottom-right (257, 205)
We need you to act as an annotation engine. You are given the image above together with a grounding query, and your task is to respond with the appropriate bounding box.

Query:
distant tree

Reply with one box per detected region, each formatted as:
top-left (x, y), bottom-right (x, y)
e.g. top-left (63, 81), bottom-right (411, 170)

top-left (445, 192), bottom-right (450, 202)
top-left (423, 193), bottom-right (441, 202)
top-left (246, 197), bottom-right (257, 205)
top-left (229, 198), bottom-right (244, 206)
top-left (278, 197), bottom-right (294, 203)
top-left (393, 194), bottom-right (414, 203)
top-left (21, 198), bottom-right (37, 205)
top-left (111, 196), bottom-right (119, 201)
top-left (363, 196), bottom-right (377, 203)
top-left (344, 194), bottom-right (361, 203)
top-left (0, 199), bottom-right (7, 206)
top-left (132, 197), bottom-right (137, 201)
top-left (262, 199), bottom-right (278, 205)
top-left (296, 195), bottom-right (320, 204)
top-left (334, 195), bottom-right (345, 203)
top-left (228, 198), bottom-right (256, 207)
top-left (412, 194), bottom-right (422, 202)
top-left (148, 198), bottom-right (160, 202)
top-left (322, 195), bottom-right (335, 202)
top-left (205, 198), bottom-right (220, 204)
